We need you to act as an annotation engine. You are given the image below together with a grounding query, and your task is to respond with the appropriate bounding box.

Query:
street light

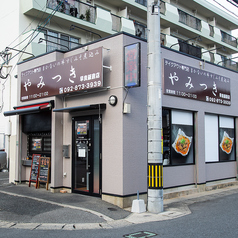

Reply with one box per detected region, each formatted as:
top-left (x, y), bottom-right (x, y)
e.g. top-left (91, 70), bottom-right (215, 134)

top-left (170, 35), bottom-right (202, 49)
top-left (38, 38), bottom-right (69, 51)
top-left (5, 47), bottom-right (35, 57)
top-left (70, 24), bottom-right (102, 39)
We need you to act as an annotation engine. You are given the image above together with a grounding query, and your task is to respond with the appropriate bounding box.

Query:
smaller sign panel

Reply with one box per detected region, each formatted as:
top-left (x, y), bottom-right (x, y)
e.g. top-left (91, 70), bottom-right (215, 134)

top-left (163, 59), bottom-right (231, 106)
top-left (38, 157), bottom-right (50, 182)
top-left (21, 47), bottom-right (103, 101)
top-left (29, 154), bottom-right (41, 188)
top-left (77, 123), bottom-right (87, 135)
top-left (124, 43), bottom-right (141, 87)
top-left (31, 138), bottom-right (42, 151)
top-left (38, 157), bottom-right (51, 190)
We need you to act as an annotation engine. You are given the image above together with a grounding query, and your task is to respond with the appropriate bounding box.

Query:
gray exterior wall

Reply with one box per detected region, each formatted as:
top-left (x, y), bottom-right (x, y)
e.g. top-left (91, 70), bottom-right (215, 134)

top-left (15, 33), bottom-right (238, 201)
top-left (162, 48), bottom-right (238, 187)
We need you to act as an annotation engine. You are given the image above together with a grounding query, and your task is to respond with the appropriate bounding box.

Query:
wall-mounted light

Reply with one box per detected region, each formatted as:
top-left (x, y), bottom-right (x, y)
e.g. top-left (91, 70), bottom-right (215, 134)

top-left (108, 95), bottom-right (117, 106)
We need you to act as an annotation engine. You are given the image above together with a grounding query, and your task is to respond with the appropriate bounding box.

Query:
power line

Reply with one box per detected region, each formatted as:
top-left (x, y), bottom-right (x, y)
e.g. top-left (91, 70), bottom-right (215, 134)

top-left (0, 1), bottom-right (64, 78)
top-left (227, 0), bottom-right (238, 7)
top-left (211, 0), bottom-right (238, 18)
top-left (2, 1), bottom-right (48, 53)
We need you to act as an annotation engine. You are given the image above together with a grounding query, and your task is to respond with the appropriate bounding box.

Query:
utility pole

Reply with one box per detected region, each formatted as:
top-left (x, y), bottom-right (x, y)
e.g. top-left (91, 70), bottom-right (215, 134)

top-left (147, 0), bottom-right (163, 213)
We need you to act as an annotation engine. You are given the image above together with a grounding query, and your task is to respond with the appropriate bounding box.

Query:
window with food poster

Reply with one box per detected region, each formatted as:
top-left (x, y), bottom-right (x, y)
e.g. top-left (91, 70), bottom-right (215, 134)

top-left (219, 116), bottom-right (235, 161)
top-left (205, 114), bottom-right (235, 162)
top-left (162, 109), bottom-right (194, 166)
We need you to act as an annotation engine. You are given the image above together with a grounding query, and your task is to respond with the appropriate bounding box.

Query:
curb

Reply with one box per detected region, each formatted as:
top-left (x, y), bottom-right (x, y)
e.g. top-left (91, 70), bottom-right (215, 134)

top-left (1, 183), bottom-right (238, 230)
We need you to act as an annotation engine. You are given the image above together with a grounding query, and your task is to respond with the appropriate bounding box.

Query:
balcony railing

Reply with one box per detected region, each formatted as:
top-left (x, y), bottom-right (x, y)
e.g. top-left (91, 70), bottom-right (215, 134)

top-left (219, 55), bottom-right (238, 71)
top-left (134, 21), bottom-right (147, 39)
top-left (134, 21), bottom-right (165, 45)
top-left (135, 0), bottom-right (147, 7)
top-left (178, 40), bottom-right (202, 58)
top-left (209, 25), bottom-right (214, 37)
top-left (160, 1), bottom-right (165, 15)
top-left (225, 59), bottom-right (238, 71)
top-left (178, 9), bottom-right (201, 31)
top-left (135, 0), bottom-right (165, 14)
top-left (111, 14), bottom-right (121, 32)
top-left (47, 0), bottom-right (96, 24)
top-left (161, 33), bottom-right (165, 45)
top-left (221, 30), bottom-right (237, 48)
top-left (209, 52), bottom-right (215, 63)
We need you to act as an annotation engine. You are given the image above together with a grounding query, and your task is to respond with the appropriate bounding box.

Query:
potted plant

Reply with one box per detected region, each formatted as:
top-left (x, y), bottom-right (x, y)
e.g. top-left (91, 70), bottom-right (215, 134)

top-left (85, 9), bottom-right (91, 22)
top-left (79, 14), bottom-right (85, 20)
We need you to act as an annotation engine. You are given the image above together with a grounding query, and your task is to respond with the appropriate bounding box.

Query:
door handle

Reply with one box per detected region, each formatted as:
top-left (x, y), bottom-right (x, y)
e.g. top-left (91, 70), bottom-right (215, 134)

top-left (87, 172), bottom-right (91, 190)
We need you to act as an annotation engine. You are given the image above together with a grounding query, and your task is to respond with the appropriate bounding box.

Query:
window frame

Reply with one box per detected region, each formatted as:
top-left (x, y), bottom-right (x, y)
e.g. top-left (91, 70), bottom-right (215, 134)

top-left (162, 108), bottom-right (195, 166)
top-left (38, 28), bottom-right (80, 52)
top-left (205, 114), bottom-right (236, 163)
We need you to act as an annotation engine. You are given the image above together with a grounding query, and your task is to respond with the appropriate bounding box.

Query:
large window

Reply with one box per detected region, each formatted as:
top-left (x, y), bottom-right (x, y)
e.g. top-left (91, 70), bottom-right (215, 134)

top-left (205, 114), bottom-right (236, 162)
top-left (163, 109), bottom-right (194, 166)
top-left (39, 28), bottom-right (81, 52)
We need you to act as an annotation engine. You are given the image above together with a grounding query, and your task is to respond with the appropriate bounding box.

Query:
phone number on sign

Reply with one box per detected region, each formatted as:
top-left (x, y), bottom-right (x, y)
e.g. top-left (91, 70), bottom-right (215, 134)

top-left (206, 96), bottom-right (231, 105)
top-left (59, 81), bottom-right (102, 94)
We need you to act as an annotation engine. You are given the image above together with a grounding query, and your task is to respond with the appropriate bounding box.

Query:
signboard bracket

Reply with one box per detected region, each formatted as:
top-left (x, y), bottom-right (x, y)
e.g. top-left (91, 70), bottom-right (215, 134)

top-left (103, 65), bottom-right (112, 71)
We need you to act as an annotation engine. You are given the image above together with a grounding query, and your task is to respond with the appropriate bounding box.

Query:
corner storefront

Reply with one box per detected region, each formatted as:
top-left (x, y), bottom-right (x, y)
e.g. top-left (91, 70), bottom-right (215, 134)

top-left (4, 33), bottom-right (238, 208)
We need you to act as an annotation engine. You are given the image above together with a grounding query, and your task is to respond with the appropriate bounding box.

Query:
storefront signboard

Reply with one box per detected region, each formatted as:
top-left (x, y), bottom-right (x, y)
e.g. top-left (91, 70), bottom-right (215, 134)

top-left (20, 47), bottom-right (103, 101)
top-left (163, 59), bottom-right (231, 106)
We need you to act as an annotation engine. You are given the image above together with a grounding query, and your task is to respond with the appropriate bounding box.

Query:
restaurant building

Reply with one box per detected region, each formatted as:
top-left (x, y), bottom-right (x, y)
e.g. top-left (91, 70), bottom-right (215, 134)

top-left (4, 32), bottom-right (238, 208)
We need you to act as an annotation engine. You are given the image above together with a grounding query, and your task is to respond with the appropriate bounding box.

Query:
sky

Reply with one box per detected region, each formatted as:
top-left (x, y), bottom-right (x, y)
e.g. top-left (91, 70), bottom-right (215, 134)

top-left (207, 0), bottom-right (238, 16)
top-left (206, 0), bottom-right (238, 36)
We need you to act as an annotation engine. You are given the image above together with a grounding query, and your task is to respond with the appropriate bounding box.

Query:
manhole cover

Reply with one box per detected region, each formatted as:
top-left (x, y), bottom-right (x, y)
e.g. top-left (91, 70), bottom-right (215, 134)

top-left (108, 207), bottom-right (117, 211)
top-left (123, 231), bottom-right (157, 238)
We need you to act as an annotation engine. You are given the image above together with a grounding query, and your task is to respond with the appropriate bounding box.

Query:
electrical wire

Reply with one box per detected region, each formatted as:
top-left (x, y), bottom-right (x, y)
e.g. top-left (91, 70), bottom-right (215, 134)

top-left (1, 1), bottom-right (64, 76)
top-left (211, 0), bottom-right (238, 18)
top-left (227, 0), bottom-right (238, 8)
top-left (1, 1), bottom-right (48, 55)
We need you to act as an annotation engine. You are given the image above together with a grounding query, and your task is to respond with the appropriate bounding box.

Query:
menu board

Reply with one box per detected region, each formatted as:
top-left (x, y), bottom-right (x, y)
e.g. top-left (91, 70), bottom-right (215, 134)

top-left (29, 154), bottom-right (41, 188)
top-left (38, 157), bottom-right (51, 190)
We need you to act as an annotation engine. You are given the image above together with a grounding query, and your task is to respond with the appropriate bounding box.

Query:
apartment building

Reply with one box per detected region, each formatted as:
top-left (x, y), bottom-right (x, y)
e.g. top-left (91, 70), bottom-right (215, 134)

top-left (1, 0), bottom-right (238, 206)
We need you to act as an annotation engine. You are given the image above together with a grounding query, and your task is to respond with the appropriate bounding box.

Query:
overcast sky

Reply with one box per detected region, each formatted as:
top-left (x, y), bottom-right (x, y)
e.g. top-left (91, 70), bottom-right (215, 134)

top-left (207, 0), bottom-right (238, 15)
top-left (206, 0), bottom-right (238, 36)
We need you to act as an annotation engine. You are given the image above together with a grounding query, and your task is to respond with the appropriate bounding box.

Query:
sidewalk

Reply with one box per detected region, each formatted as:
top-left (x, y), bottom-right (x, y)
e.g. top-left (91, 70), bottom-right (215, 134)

top-left (0, 171), bottom-right (238, 230)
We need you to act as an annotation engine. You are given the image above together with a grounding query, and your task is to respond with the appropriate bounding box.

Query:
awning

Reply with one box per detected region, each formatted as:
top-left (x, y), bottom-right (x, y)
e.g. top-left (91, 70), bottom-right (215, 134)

top-left (4, 100), bottom-right (54, 117)
top-left (53, 103), bottom-right (106, 113)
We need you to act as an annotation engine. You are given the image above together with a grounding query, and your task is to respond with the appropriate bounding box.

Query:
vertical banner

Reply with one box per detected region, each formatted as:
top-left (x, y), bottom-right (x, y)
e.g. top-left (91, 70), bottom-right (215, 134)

top-left (124, 43), bottom-right (141, 87)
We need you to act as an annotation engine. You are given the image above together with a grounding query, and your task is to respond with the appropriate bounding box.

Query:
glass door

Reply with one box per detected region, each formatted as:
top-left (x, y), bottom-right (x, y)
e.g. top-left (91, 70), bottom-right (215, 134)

top-left (72, 116), bottom-right (101, 196)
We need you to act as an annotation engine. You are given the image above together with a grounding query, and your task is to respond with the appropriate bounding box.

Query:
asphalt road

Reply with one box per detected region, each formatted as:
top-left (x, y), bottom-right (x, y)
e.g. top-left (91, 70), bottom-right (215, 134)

top-left (1, 170), bottom-right (238, 237)
top-left (1, 190), bottom-right (238, 238)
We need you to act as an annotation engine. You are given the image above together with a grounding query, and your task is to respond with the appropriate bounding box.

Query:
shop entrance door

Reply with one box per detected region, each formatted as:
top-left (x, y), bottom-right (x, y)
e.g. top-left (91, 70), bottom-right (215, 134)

top-left (72, 116), bottom-right (101, 196)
